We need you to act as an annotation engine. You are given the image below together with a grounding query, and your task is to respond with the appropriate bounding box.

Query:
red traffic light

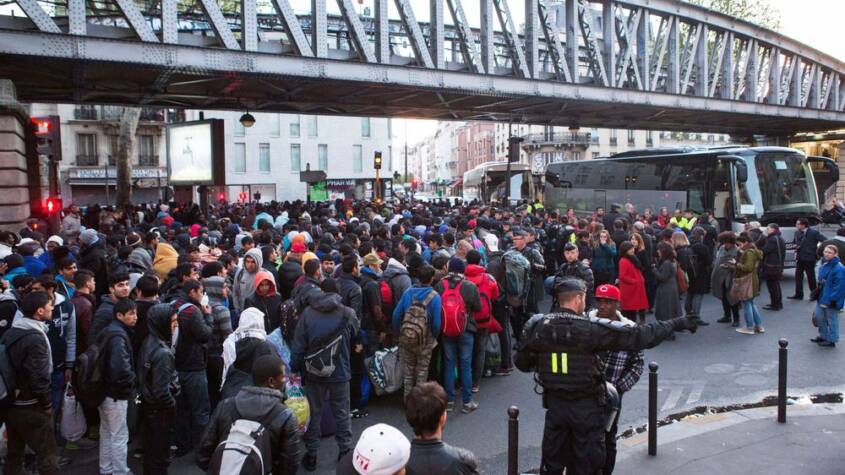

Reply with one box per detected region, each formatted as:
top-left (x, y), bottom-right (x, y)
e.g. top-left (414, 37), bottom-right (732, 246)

top-left (239, 192), bottom-right (247, 202)
top-left (31, 118), bottom-right (51, 135)
top-left (45, 197), bottom-right (62, 214)
top-left (217, 192), bottom-right (226, 202)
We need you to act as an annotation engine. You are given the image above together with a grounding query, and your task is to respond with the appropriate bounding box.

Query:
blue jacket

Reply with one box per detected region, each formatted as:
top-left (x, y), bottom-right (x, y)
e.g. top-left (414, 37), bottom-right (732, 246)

top-left (23, 256), bottom-right (46, 278)
top-left (290, 293), bottom-right (360, 383)
top-left (591, 244), bottom-right (617, 271)
top-left (392, 286), bottom-right (442, 339)
top-left (818, 257), bottom-right (845, 310)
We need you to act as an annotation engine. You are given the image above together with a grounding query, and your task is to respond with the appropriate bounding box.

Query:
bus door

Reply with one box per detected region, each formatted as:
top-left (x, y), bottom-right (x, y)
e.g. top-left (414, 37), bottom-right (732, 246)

top-left (807, 155), bottom-right (839, 206)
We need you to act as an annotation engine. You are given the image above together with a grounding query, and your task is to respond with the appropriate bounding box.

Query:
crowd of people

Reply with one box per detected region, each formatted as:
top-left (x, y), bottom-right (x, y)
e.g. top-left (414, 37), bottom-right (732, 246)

top-left (0, 196), bottom-right (840, 475)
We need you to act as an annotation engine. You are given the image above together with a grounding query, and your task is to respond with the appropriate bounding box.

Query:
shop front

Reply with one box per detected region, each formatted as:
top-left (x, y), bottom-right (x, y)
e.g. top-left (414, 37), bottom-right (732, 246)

top-left (317, 178), bottom-right (393, 202)
top-left (62, 166), bottom-right (168, 206)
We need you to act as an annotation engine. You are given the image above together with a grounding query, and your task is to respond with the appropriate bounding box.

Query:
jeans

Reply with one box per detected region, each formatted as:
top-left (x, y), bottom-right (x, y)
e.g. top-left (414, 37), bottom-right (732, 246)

top-left (176, 370), bottom-right (211, 451)
top-left (742, 298), bottom-right (763, 328)
top-left (49, 370), bottom-right (64, 438)
top-left (303, 380), bottom-right (353, 456)
top-left (141, 404), bottom-right (175, 475)
top-left (471, 328), bottom-right (489, 386)
top-left (5, 405), bottom-right (59, 475)
top-left (815, 304), bottom-right (841, 343)
top-left (795, 260), bottom-right (817, 298)
top-left (442, 332), bottom-right (474, 404)
top-left (98, 398), bottom-right (130, 475)
top-left (685, 293), bottom-right (704, 317)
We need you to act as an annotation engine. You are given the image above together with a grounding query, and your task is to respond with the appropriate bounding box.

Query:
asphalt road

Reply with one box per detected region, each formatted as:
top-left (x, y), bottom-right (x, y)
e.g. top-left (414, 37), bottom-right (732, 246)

top-left (56, 269), bottom-right (843, 474)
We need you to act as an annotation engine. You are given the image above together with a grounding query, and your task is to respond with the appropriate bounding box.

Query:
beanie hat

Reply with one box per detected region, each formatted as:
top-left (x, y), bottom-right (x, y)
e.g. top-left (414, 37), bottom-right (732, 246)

top-left (350, 424), bottom-right (410, 475)
top-left (79, 228), bottom-right (99, 246)
top-left (447, 256), bottom-right (466, 274)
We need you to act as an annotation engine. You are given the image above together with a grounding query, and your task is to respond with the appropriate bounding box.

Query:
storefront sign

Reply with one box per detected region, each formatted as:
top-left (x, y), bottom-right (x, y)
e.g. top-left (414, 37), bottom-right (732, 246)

top-left (68, 168), bottom-right (166, 179)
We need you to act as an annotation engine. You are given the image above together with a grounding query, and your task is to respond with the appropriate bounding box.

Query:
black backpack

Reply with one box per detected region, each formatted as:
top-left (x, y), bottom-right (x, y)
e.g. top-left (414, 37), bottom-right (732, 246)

top-left (208, 410), bottom-right (276, 474)
top-left (0, 329), bottom-right (37, 408)
top-left (74, 329), bottom-right (130, 408)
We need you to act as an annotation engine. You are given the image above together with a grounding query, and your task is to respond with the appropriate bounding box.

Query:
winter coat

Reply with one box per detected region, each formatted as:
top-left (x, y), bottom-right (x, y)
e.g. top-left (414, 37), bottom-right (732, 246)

top-left (688, 241), bottom-right (713, 295)
top-left (137, 304), bottom-right (179, 409)
top-left (172, 298), bottom-right (213, 372)
top-left (292, 276), bottom-right (322, 315)
top-left (618, 256), bottom-right (648, 311)
top-left (337, 271), bottom-right (363, 317)
top-left (383, 258), bottom-right (413, 306)
top-left (391, 286), bottom-right (443, 339)
top-left (711, 245), bottom-right (738, 300)
top-left (219, 336), bottom-right (276, 400)
top-left (153, 242), bottom-right (179, 281)
top-left (554, 260), bottom-right (596, 309)
top-left (761, 233), bottom-right (786, 278)
top-left (794, 227), bottom-right (825, 262)
top-left (735, 246), bottom-right (763, 298)
top-left (464, 264), bottom-right (501, 330)
top-left (2, 318), bottom-right (52, 408)
top-left (405, 439), bottom-right (480, 475)
top-left (290, 293), bottom-right (359, 383)
top-left (591, 243), bottom-right (617, 271)
top-left (197, 386), bottom-right (303, 475)
top-left (128, 247), bottom-right (153, 272)
top-left (359, 268), bottom-right (384, 333)
top-left (818, 236), bottom-right (845, 262)
top-left (203, 287), bottom-right (233, 356)
top-left (101, 319), bottom-right (136, 400)
top-left (817, 256), bottom-right (845, 310)
top-left (89, 294), bottom-right (116, 346)
top-left (244, 271), bottom-right (283, 333)
top-left (22, 256), bottom-right (46, 279)
top-left (433, 273), bottom-right (482, 334)
top-left (79, 240), bottom-right (109, 298)
top-left (654, 259), bottom-right (680, 321)
top-left (46, 292), bottom-right (76, 370)
top-left (278, 255), bottom-right (304, 301)
top-left (70, 291), bottom-right (95, 355)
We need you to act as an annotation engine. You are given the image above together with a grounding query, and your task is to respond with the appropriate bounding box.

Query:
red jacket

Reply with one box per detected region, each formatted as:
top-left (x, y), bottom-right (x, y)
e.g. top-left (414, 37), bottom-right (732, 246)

top-left (618, 257), bottom-right (648, 311)
top-left (465, 264), bottom-right (501, 331)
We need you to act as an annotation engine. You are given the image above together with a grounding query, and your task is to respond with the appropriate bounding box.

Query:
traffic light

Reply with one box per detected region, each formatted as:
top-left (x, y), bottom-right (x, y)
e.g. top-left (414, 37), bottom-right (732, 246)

top-left (373, 151), bottom-right (382, 170)
top-left (239, 191), bottom-right (247, 202)
top-left (31, 116), bottom-right (62, 161)
top-left (217, 192), bottom-right (226, 202)
top-left (253, 192), bottom-right (261, 201)
top-left (507, 136), bottom-right (524, 163)
top-left (411, 178), bottom-right (419, 190)
top-left (45, 197), bottom-right (62, 215)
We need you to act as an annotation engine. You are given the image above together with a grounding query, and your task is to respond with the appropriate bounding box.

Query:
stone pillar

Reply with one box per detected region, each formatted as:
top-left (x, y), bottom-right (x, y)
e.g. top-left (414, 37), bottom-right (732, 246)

top-left (836, 142), bottom-right (845, 203)
top-left (0, 80), bottom-right (32, 231)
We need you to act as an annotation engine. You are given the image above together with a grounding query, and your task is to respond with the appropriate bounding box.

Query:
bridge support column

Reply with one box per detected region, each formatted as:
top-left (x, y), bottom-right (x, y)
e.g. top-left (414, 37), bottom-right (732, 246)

top-left (836, 142), bottom-right (845, 203)
top-left (0, 80), bottom-right (32, 231)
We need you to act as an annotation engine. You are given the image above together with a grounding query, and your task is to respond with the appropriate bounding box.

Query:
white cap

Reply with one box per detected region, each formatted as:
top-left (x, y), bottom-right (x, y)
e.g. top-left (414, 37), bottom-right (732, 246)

top-left (46, 235), bottom-right (64, 247)
top-left (352, 424), bottom-right (411, 475)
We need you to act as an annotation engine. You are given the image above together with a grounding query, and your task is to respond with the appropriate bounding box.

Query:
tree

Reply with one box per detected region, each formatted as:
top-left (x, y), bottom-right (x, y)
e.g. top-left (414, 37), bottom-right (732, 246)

top-left (686, 0), bottom-right (781, 31)
top-left (115, 107), bottom-right (141, 208)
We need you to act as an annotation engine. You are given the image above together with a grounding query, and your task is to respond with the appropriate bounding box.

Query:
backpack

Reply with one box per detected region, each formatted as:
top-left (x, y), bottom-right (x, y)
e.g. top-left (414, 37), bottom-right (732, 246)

top-left (379, 281), bottom-right (394, 308)
top-left (503, 251), bottom-right (531, 307)
top-left (208, 414), bottom-right (275, 475)
top-left (365, 347), bottom-right (403, 396)
top-left (303, 315), bottom-right (349, 378)
top-left (279, 299), bottom-right (300, 342)
top-left (74, 329), bottom-right (130, 409)
top-left (397, 291), bottom-right (436, 350)
top-left (0, 329), bottom-right (35, 408)
top-left (440, 280), bottom-right (467, 337)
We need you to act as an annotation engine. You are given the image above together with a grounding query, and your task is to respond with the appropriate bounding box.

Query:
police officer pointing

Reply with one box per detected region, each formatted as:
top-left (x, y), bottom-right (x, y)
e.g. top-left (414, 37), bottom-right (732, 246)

top-left (515, 277), bottom-right (698, 475)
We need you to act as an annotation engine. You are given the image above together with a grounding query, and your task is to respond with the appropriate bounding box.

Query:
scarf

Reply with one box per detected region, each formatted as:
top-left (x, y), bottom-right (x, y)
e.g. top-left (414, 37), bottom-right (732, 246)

top-left (221, 307), bottom-right (266, 389)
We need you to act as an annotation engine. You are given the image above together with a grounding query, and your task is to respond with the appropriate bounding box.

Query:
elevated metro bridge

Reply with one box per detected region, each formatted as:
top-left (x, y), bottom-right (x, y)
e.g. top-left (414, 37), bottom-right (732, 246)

top-left (1, 0), bottom-right (845, 135)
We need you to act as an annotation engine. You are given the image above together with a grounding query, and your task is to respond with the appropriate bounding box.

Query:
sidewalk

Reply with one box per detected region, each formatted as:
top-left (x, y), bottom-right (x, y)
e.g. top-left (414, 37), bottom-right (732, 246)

top-left (614, 402), bottom-right (845, 475)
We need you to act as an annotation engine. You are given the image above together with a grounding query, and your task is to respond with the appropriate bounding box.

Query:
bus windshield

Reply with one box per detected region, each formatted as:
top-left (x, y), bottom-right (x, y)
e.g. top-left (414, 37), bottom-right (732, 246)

top-left (751, 152), bottom-right (819, 216)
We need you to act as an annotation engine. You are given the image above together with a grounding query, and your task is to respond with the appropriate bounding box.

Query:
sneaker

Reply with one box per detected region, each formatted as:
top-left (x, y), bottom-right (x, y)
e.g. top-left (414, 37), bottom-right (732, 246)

top-left (446, 401), bottom-right (455, 412)
top-left (303, 454), bottom-right (317, 472)
top-left (754, 325), bottom-right (765, 333)
top-left (810, 337), bottom-right (824, 343)
top-left (787, 295), bottom-right (803, 300)
top-left (694, 319), bottom-right (710, 326)
top-left (471, 385), bottom-right (480, 394)
top-left (818, 341), bottom-right (836, 347)
top-left (65, 439), bottom-right (97, 451)
top-left (462, 401), bottom-right (479, 414)
top-left (736, 327), bottom-right (755, 335)
top-left (132, 448), bottom-right (144, 459)
top-left (494, 367), bottom-right (513, 376)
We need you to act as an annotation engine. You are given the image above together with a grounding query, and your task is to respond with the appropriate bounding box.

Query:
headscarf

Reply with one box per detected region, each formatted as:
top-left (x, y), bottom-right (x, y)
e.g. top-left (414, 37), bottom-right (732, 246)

top-left (221, 307), bottom-right (266, 388)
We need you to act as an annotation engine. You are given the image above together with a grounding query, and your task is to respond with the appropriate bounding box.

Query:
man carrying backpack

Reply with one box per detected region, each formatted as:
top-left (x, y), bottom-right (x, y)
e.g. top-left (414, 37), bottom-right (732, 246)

top-left (392, 265), bottom-right (442, 400)
top-left (98, 297), bottom-right (138, 475)
top-left (137, 303), bottom-right (180, 475)
top-left (434, 258), bottom-right (482, 414)
top-left (464, 250), bottom-right (500, 393)
top-left (88, 271), bottom-right (131, 345)
top-left (290, 279), bottom-right (359, 471)
top-left (2, 291), bottom-right (60, 475)
top-left (197, 354), bottom-right (304, 475)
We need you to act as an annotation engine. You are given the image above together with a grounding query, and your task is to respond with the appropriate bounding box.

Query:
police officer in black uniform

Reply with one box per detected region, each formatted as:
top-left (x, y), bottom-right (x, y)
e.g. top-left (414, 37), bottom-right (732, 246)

top-left (515, 277), bottom-right (698, 475)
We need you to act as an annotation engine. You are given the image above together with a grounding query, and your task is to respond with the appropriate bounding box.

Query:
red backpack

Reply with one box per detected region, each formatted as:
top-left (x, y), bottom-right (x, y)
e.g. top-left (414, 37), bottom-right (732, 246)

top-left (379, 281), bottom-right (394, 308)
top-left (441, 280), bottom-right (467, 337)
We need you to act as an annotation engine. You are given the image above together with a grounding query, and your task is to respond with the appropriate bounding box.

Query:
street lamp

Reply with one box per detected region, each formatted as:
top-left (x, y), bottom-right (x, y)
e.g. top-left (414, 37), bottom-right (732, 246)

top-left (239, 110), bottom-right (256, 128)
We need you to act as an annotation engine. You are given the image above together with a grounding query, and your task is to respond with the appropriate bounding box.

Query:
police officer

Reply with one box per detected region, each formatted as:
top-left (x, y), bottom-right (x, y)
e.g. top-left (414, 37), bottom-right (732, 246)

top-left (515, 277), bottom-right (698, 475)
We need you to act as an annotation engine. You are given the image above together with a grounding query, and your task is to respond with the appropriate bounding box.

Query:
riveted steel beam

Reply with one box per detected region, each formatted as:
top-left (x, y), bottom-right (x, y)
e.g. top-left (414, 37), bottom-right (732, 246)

top-left (15, 0), bottom-right (60, 33)
top-left (198, 0), bottom-right (241, 50)
top-left (68, 0), bottom-right (86, 36)
top-left (480, 0), bottom-right (495, 74)
top-left (312, 0), bottom-right (328, 58)
top-left (271, 0), bottom-right (313, 56)
top-left (446, 0), bottom-right (484, 73)
top-left (430, 0), bottom-right (445, 69)
top-left (394, 0), bottom-right (433, 68)
top-left (337, 0), bottom-right (375, 63)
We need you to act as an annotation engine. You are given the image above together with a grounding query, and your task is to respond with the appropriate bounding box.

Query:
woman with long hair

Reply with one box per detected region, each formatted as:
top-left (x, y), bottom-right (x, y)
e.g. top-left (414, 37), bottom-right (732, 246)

top-left (686, 227), bottom-right (713, 324)
top-left (618, 241), bottom-right (648, 324)
top-left (735, 233), bottom-right (764, 334)
top-left (654, 242), bottom-right (681, 339)
top-left (657, 207), bottom-right (671, 229)
top-left (591, 230), bottom-right (617, 286)
top-left (712, 232), bottom-right (741, 326)
top-left (631, 232), bottom-right (656, 312)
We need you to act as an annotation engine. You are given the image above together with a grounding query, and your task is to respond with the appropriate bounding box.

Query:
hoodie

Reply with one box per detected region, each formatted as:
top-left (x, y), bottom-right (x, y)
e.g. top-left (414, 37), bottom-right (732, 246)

top-left (153, 242), bottom-right (179, 281)
top-left (290, 293), bottom-right (359, 383)
top-left (128, 247), bottom-right (153, 272)
top-left (197, 386), bottom-right (303, 475)
top-left (137, 304), bottom-right (179, 409)
top-left (203, 276), bottom-right (233, 355)
top-left (382, 258), bottom-right (412, 306)
top-left (220, 308), bottom-right (275, 398)
top-left (232, 248), bottom-right (263, 313)
top-left (464, 264), bottom-right (501, 329)
top-left (391, 286), bottom-right (442, 339)
top-left (244, 271), bottom-right (283, 333)
top-left (0, 288), bottom-right (23, 340)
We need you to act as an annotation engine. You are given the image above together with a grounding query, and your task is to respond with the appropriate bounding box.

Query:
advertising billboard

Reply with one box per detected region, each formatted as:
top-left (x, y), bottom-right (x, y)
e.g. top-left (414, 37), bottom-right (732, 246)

top-left (166, 120), bottom-right (223, 185)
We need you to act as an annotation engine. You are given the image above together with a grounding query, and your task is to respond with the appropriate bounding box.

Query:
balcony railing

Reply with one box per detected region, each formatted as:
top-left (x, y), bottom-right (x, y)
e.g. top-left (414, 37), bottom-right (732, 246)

top-left (521, 132), bottom-right (592, 146)
top-left (73, 106), bottom-right (169, 122)
top-left (76, 154), bottom-right (98, 166)
top-left (73, 106), bottom-right (98, 120)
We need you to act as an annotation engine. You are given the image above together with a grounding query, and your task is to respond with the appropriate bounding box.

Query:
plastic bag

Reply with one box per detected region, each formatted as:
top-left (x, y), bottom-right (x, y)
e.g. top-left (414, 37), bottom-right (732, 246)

top-left (60, 384), bottom-right (87, 442)
top-left (284, 374), bottom-right (310, 433)
top-left (484, 333), bottom-right (502, 374)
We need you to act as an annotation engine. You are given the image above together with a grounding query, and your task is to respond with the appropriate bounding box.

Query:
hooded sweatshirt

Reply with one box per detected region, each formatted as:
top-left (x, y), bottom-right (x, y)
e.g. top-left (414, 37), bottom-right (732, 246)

top-left (391, 286), bottom-right (442, 339)
top-left (221, 307), bottom-right (272, 390)
top-left (232, 248), bottom-right (263, 313)
top-left (203, 276), bottom-right (233, 355)
top-left (137, 303), bottom-right (179, 409)
top-left (153, 242), bottom-right (179, 281)
top-left (244, 271), bottom-right (283, 333)
top-left (128, 246), bottom-right (153, 272)
top-left (383, 258), bottom-right (412, 306)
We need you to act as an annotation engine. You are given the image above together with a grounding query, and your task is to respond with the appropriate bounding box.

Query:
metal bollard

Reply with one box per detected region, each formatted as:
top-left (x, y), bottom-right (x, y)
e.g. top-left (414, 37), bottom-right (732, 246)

top-left (508, 406), bottom-right (519, 475)
top-left (778, 339), bottom-right (788, 423)
top-left (648, 362), bottom-right (659, 456)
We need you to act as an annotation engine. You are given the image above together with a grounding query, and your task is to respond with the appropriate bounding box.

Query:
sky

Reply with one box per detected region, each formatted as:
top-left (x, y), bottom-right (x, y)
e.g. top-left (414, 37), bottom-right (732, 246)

top-left (391, 0), bottom-right (845, 148)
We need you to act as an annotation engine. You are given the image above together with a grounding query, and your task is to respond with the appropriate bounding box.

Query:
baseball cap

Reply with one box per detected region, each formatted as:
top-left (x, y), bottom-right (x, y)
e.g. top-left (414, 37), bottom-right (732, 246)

top-left (595, 284), bottom-right (621, 301)
top-left (553, 276), bottom-right (586, 294)
top-left (344, 424), bottom-right (410, 475)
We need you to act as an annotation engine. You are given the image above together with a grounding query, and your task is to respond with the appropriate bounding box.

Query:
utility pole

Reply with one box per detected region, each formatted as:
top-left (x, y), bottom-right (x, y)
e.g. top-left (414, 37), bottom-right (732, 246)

top-left (506, 121), bottom-right (512, 208)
